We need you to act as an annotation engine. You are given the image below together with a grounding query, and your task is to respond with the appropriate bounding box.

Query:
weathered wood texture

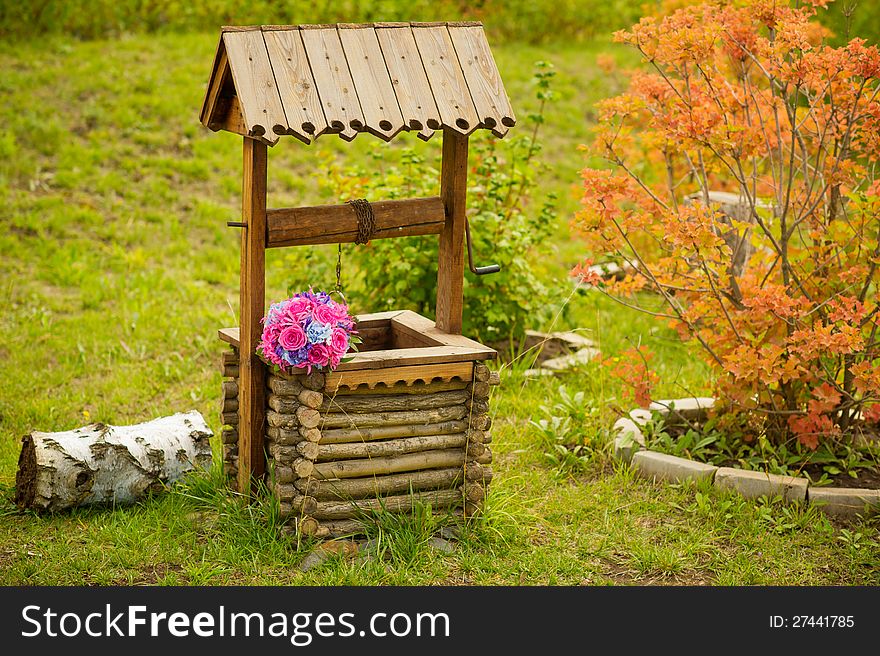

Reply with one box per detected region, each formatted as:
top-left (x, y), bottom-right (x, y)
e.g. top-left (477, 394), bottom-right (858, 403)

top-left (220, 365), bottom-right (240, 431)
top-left (238, 138), bottom-right (268, 494)
top-left (299, 26), bottom-right (363, 141)
top-left (319, 419), bottom-right (468, 444)
top-left (312, 448), bottom-right (467, 479)
top-left (325, 362), bottom-right (474, 392)
top-left (337, 25), bottom-right (405, 140)
top-left (200, 23), bottom-right (514, 144)
top-left (221, 30), bottom-right (287, 142)
top-left (15, 412), bottom-right (213, 511)
top-left (294, 467), bottom-right (463, 500)
top-left (320, 390), bottom-right (468, 413)
top-left (262, 29), bottom-right (328, 142)
top-left (250, 367), bottom-right (494, 537)
top-left (320, 405), bottom-right (467, 429)
top-left (315, 433), bottom-right (468, 461)
top-left (375, 24), bottom-right (441, 140)
top-left (331, 379), bottom-right (468, 396)
top-left (336, 346), bottom-right (490, 371)
top-left (435, 129), bottom-right (468, 334)
top-left (391, 310), bottom-right (494, 352)
top-left (447, 25), bottom-right (516, 136)
top-left (312, 489), bottom-right (462, 520)
top-left (318, 518), bottom-right (367, 538)
top-left (220, 314), bottom-right (492, 383)
top-left (266, 197), bottom-right (444, 247)
top-left (412, 26), bottom-right (480, 134)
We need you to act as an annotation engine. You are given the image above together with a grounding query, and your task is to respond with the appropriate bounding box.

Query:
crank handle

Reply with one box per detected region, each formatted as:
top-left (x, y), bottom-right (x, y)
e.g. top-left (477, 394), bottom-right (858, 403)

top-left (465, 219), bottom-right (501, 276)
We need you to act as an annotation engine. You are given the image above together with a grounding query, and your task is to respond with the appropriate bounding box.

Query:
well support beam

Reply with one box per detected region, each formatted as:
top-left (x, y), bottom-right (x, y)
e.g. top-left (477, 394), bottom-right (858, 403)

top-left (266, 196), bottom-right (444, 247)
top-left (238, 137), bottom-right (268, 494)
top-left (436, 129), bottom-right (468, 334)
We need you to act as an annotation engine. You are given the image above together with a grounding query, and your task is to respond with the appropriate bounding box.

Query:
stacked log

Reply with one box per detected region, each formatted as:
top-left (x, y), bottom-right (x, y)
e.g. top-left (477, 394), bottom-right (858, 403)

top-left (218, 346), bottom-right (500, 538)
top-left (220, 348), bottom-right (240, 478)
top-left (265, 370), bottom-right (326, 533)
top-left (463, 363), bottom-right (497, 517)
top-left (259, 362), bottom-right (497, 538)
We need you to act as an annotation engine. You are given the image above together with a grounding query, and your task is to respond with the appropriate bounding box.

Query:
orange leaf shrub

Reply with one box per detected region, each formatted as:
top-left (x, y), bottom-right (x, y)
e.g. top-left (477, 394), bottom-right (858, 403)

top-left (575, 0), bottom-right (880, 448)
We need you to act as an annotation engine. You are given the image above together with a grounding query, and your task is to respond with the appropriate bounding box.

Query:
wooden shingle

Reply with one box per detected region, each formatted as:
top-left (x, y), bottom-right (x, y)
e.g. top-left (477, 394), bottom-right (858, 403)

top-left (199, 23), bottom-right (515, 145)
top-left (263, 28), bottom-right (329, 143)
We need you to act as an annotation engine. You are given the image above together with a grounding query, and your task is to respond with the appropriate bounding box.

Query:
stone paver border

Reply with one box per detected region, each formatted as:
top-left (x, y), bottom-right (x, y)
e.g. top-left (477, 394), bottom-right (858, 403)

top-left (612, 397), bottom-right (880, 518)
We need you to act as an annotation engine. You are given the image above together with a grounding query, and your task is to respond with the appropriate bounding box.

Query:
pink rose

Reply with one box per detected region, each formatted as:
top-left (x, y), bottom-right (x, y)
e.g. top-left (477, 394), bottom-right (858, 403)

top-left (329, 300), bottom-right (350, 320)
top-left (307, 343), bottom-right (332, 368)
top-left (329, 327), bottom-right (349, 357)
top-left (259, 338), bottom-right (281, 367)
top-left (278, 325), bottom-right (306, 351)
top-left (261, 321), bottom-right (281, 343)
top-left (312, 302), bottom-right (338, 326)
top-left (281, 297), bottom-right (313, 325)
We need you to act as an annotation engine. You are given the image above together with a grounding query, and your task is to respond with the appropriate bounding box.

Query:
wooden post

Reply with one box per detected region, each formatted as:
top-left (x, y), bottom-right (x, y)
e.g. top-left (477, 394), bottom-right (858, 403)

top-left (238, 137), bottom-right (268, 494)
top-left (435, 129), bottom-right (468, 335)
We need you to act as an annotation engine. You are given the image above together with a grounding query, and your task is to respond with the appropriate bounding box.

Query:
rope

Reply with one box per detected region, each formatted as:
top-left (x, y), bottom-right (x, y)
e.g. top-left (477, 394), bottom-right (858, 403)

top-left (347, 198), bottom-right (376, 245)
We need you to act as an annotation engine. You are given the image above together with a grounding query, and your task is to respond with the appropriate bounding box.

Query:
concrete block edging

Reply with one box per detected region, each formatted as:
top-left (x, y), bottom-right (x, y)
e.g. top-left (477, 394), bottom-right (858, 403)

top-left (611, 397), bottom-right (879, 518)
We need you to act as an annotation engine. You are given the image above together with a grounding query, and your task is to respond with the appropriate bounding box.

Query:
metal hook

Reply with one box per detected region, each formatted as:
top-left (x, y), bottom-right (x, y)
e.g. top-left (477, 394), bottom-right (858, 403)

top-left (465, 219), bottom-right (501, 276)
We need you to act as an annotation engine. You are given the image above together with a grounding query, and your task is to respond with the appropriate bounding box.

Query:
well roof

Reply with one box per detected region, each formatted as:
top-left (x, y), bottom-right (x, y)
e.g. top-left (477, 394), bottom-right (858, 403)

top-left (199, 22), bottom-right (516, 145)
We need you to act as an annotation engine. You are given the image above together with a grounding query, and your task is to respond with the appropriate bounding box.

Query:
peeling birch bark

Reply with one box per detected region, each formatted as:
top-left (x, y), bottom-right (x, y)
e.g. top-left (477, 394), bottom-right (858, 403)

top-left (15, 411), bottom-right (213, 511)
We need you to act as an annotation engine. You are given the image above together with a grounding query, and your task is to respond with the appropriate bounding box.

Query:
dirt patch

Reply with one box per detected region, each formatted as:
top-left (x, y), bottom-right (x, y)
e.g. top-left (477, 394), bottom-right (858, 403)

top-left (135, 563), bottom-right (184, 585)
top-left (601, 562), bottom-right (640, 585)
top-left (808, 466), bottom-right (880, 490)
top-left (9, 224), bottom-right (38, 239)
top-left (601, 561), bottom-right (714, 586)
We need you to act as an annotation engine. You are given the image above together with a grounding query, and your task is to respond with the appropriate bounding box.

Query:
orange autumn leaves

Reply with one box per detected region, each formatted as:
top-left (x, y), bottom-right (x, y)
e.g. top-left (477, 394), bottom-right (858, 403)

top-left (574, 0), bottom-right (880, 448)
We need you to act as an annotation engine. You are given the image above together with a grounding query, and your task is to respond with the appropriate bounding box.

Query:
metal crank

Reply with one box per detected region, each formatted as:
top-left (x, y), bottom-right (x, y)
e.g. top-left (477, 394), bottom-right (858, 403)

top-left (465, 219), bottom-right (501, 276)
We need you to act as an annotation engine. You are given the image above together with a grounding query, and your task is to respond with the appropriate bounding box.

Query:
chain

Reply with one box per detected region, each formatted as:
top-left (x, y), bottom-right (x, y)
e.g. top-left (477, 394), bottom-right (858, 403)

top-left (334, 199), bottom-right (375, 298)
top-left (335, 242), bottom-right (343, 294)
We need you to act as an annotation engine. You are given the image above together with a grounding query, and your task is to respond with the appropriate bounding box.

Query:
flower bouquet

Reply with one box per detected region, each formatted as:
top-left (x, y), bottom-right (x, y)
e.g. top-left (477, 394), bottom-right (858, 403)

top-left (257, 290), bottom-right (358, 373)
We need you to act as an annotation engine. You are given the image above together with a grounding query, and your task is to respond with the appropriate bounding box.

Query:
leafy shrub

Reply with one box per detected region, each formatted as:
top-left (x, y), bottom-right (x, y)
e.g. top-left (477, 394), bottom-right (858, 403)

top-left (3, 1), bottom-right (878, 46)
top-left (0, 0), bottom-right (645, 43)
top-left (529, 384), bottom-right (607, 474)
top-left (574, 0), bottom-right (880, 450)
top-left (315, 62), bottom-right (561, 342)
top-left (642, 409), bottom-right (880, 483)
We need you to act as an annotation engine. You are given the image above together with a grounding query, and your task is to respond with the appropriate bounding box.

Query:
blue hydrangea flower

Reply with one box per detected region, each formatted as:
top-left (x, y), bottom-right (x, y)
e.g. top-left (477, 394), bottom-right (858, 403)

top-left (306, 320), bottom-right (333, 345)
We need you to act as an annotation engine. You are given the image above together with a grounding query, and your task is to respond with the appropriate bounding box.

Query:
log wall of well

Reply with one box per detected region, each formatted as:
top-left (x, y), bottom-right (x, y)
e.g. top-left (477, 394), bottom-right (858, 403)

top-left (219, 347), bottom-right (497, 538)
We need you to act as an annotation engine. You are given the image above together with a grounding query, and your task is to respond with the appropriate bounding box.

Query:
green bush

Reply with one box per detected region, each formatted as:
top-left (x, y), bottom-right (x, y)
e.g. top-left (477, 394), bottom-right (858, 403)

top-left (0, 0), bottom-right (643, 43)
top-left (3, 0), bottom-right (878, 44)
top-left (308, 62), bottom-right (562, 342)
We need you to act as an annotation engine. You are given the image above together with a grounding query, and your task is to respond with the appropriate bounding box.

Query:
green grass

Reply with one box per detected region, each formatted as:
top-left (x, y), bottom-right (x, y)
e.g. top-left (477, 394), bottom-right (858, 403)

top-left (0, 31), bottom-right (877, 585)
top-left (0, 0), bottom-right (644, 43)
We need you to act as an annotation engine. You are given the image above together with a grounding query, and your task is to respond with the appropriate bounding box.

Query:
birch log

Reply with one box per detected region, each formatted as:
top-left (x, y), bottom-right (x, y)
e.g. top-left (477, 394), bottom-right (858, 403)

top-left (312, 489), bottom-right (463, 520)
top-left (320, 405), bottom-right (466, 429)
top-left (295, 467), bottom-right (463, 500)
top-left (312, 448), bottom-right (466, 480)
top-left (320, 390), bottom-right (468, 413)
top-left (314, 433), bottom-right (467, 461)
top-left (15, 411), bottom-right (213, 511)
top-left (319, 419), bottom-right (467, 444)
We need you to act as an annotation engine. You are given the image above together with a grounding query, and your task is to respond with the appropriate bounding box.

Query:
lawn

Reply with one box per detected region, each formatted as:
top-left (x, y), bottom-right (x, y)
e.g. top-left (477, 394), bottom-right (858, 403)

top-left (0, 30), bottom-right (877, 585)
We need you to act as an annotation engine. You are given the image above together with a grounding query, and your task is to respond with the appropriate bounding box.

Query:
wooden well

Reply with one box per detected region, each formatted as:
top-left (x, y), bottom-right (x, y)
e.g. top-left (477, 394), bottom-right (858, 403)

top-left (219, 311), bottom-right (498, 537)
top-left (201, 22), bottom-right (514, 535)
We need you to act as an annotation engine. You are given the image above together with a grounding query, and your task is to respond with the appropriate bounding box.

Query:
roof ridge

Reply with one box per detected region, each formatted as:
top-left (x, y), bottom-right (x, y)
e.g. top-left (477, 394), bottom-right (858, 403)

top-left (221, 21), bottom-right (484, 32)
